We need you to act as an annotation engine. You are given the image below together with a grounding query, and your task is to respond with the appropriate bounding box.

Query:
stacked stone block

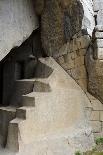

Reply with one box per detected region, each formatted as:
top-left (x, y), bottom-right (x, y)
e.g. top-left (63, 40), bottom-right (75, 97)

top-left (57, 32), bottom-right (103, 137)
top-left (86, 92), bottom-right (103, 138)
top-left (93, 0), bottom-right (103, 60)
top-left (56, 34), bottom-right (90, 91)
top-left (94, 26), bottom-right (103, 60)
top-left (86, 1), bottom-right (103, 104)
top-left (93, 0), bottom-right (103, 12)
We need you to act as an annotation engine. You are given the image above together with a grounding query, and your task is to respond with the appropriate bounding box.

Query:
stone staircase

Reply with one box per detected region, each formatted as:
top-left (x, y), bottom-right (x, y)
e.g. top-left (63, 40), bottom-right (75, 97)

top-left (0, 57), bottom-right (95, 154)
top-left (6, 59), bottom-right (53, 152)
top-left (0, 107), bottom-right (16, 148)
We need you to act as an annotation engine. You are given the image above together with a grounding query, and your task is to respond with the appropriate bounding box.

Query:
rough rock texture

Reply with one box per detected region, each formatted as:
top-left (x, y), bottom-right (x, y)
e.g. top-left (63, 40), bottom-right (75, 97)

top-left (86, 46), bottom-right (103, 103)
top-left (0, 0), bottom-right (39, 61)
top-left (56, 34), bottom-right (91, 91)
top-left (41, 0), bottom-right (65, 57)
top-left (85, 0), bottom-right (103, 105)
top-left (41, 0), bottom-right (84, 57)
top-left (93, 0), bottom-right (103, 11)
top-left (63, 0), bottom-right (84, 41)
top-left (35, 0), bottom-right (94, 57)
top-left (34, 0), bottom-right (44, 15)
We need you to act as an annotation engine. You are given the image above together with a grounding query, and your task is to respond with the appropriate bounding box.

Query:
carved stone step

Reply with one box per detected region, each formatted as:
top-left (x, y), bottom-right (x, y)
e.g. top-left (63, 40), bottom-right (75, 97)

top-left (22, 95), bottom-right (35, 106)
top-left (0, 106), bottom-right (16, 147)
top-left (33, 81), bottom-right (51, 92)
top-left (6, 118), bottom-right (24, 152)
top-left (16, 106), bottom-right (35, 120)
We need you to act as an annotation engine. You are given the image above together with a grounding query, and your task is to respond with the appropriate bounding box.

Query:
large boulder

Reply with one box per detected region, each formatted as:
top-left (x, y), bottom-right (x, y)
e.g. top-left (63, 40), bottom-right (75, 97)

top-left (40, 0), bottom-right (84, 57)
top-left (34, 0), bottom-right (95, 57)
top-left (0, 0), bottom-right (39, 61)
top-left (41, 0), bottom-right (65, 57)
top-left (34, 0), bottom-right (44, 15)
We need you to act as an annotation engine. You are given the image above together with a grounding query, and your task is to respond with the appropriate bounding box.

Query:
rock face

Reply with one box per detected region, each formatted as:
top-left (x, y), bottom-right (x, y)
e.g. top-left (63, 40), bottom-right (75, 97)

top-left (63, 0), bottom-right (84, 41)
top-left (0, 0), bottom-right (39, 61)
top-left (34, 0), bottom-right (95, 57)
top-left (41, 0), bottom-right (65, 57)
top-left (85, 0), bottom-right (103, 104)
top-left (34, 0), bottom-right (44, 15)
top-left (86, 46), bottom-right (103, 103)
top-left (41, 0), bottom-right (84, 57)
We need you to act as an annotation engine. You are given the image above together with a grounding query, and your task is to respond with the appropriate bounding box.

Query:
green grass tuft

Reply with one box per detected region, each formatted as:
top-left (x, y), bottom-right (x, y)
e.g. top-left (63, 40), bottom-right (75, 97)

top-left (95, 137), bottom-right (103, 145)
top-left (75, 151), bottom-right (82, 155)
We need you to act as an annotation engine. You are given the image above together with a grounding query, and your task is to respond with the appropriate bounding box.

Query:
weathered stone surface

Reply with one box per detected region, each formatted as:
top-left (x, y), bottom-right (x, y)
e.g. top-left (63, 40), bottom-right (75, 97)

top-left (97, 10), bottom-right (103, 25)
top-left (77, 78), bottom-right (87, 91)
top-left (63, 0), bottom-right (84, 41)
top-left (0, 107), bottom-right (16, 147)
top-left (94, 39), bottom-right (103, 59)
top-left (91, 100), bottom-right (103, 111)
top-left (34, 0), bottom-right (44, 15)
top-left (100, 111), bottom-right (103, 122)
top-left (91, 121), bottom-right (101, 133)
top-left (94, 39), bottom-right (103, 48)
top-left (4, 57), bottom-right (94, 153)
top-left (95, 25), bottom-right (103, 32)
top-left (90, 111), bottom-right (100, 121)
top-left (86, 46), bottom-right (103, 103)
top-left (81, 0), bottom-right (95, 36)
top-left (85, 91), bottom-right (103, 137)
top-left (94, 48), bottom-right (103, 60)
top-left (0, 0), bottom-right (39, 61)
top-left (41, 0), bottom-right (64, 57)
top-left (93, 0), bottom-right (103, 11)
top-left (76, 35), bottom-right (90, 49)
top-left (95, 32), bottom-right (103, 39)
top-left (34, 0), bottom-right (94, 57)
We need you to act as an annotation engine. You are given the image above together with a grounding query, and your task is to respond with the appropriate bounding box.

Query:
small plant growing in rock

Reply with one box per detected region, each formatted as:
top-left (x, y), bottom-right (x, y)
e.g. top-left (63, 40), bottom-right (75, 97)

top-left (75, 151), bottom-right (82, 155)
top-left (92, 146), bottom-right (97, 152)
top-left (95, 137), bottom-right (103, 145)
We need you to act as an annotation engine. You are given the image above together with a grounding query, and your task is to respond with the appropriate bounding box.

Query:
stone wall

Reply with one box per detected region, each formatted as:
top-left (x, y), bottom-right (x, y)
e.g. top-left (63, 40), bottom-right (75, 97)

top-left (56, 33), bottom-right (90, 91)
top-left (34, 0), bottom-right (103, 138)
top-left (56, 39), bottom-right (103, 137)
top-left (86, 0), bottom-right (103, 104)
top-left (85, 92), bottom-right (103, 138)
top-left (34, 0), bottom-right (95, 91)
top-left (34, 0), bottom-right (95, 57)
top-left (55, 0), bottom-right (103, 137)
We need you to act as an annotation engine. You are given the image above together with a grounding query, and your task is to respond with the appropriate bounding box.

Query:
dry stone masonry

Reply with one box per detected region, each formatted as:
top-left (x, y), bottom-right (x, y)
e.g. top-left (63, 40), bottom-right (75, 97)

top-left (86, 1), bottom-right (103, 105)
top-left (56, 33), bottom-right (90, 91)
top-left (51, 0), bottom-right (103, 138)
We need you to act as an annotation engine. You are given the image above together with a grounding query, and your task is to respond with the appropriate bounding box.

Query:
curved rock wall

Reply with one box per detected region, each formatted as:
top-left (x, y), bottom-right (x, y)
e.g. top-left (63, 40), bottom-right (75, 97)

top-left (0, 0), bottom-right (39, 61)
